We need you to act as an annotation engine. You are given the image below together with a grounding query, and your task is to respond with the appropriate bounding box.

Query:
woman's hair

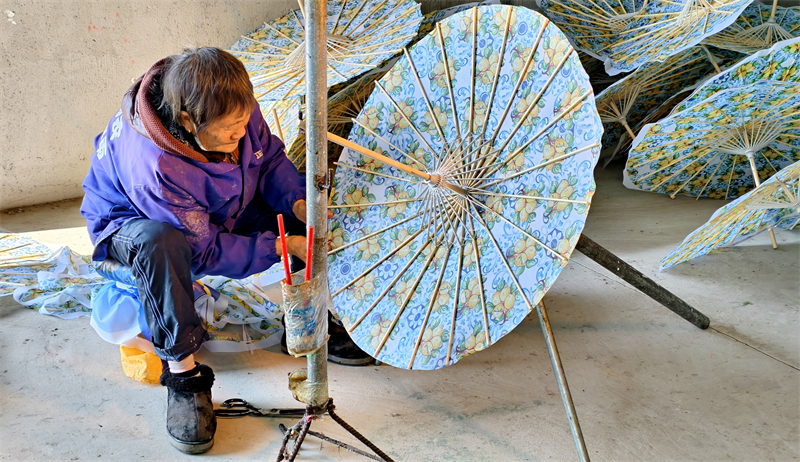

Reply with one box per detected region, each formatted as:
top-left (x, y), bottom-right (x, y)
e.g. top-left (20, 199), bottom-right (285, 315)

top-left (159, 46), bottom-right (254, 132)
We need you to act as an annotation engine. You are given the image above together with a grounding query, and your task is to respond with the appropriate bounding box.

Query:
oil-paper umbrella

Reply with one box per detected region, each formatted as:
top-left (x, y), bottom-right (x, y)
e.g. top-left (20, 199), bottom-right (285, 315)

top-left (660, 160), bottom-right (800, 269)
top-left (703, 0), bottom-right (799, 54)
top-left (672, 36), bottom-right (800, 114)
top-left (325, 4), bottom-right (603, 370)
top-left (229, 0), bottom-right (421, 108)
top-left (604, 89), bottom-right (694, 167)
top-left (262, 70), bottom-right (385, 172)
top-left (578, 51), bottom-right (625, 93)
top-left (596, 46), bottom-right (736, 163)
top-left (537, 0), bottom-right (752, 75)
top-left (624, 80), bottom-right (800, 201)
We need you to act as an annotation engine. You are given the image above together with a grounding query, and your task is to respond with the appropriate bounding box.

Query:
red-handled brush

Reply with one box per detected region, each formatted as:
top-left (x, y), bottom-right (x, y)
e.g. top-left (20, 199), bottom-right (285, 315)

top-left (277, 214), bottom-right (292, 285)
top-left (305, 226), bottom-right (314, 282)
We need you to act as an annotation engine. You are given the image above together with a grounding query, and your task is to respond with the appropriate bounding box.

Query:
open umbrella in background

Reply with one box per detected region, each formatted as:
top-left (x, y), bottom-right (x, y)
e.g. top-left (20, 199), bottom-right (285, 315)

top-left (229, 0), bottom-right (422, 114)
top-left (578, 50), bottom-right (626, 93)
top-left (660, 160), bottom-right (800, 268)
top-left (263, 69), bottom-right (386, 172)
top-left (703, 0), bottom-right (799, 54)
top-left (605, 88), bottom-right (694, 167)
top-left (595, 45), bottom-right (739, 164)
top-left (537, 0), bottom-right (753, 75)
top-left (624, 80), bottom-right (800, 201)
top-left (534, 0), bottom-right (649, 72)
top-left (673, 36), bottom-right (800, 114)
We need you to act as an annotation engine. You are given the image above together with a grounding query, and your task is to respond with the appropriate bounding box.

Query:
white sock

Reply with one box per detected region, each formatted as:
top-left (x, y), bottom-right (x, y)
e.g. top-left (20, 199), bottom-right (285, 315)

top-left (168, 354), bottom-right (195, 374)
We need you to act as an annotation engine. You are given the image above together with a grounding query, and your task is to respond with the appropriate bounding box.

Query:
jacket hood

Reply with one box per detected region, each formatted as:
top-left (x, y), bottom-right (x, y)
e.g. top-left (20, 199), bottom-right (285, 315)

top-left (122, 59), bottom-right (210, 163)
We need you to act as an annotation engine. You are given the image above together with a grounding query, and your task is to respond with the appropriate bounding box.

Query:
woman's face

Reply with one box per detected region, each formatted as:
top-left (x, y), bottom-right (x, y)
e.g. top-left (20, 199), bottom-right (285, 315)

top-left (179, 107), bottom-right (250, 154)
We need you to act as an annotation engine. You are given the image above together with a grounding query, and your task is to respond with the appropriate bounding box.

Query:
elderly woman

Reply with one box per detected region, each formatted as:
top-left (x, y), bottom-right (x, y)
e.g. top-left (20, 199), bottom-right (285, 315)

top-left (81, 47), bottom-right (368, 454)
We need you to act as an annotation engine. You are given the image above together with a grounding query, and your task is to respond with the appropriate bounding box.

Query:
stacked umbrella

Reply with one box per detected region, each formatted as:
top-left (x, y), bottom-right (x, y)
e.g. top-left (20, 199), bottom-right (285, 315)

top-left (229, 0), bottom-right (423, 172)
top-left (536, 0), bottom-right (799, 267)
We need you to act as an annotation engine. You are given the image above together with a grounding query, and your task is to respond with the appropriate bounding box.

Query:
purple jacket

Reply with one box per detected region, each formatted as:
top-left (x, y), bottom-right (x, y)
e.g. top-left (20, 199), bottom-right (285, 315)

top-left (81, 61), bottom-right (305, 279)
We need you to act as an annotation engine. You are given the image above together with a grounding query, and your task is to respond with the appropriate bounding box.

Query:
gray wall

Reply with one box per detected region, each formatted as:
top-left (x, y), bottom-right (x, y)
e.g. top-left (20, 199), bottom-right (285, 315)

top-left (0, 0), bottom-right (297, 209)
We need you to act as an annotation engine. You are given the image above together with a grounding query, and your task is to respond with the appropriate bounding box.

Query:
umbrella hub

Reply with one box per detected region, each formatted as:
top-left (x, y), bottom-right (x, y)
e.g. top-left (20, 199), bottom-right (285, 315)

top-left (733, 21), bottom-right (793, 48)
top-left (606, 11), bottom-right (639, 32)
top-left (713, 118), bottom-right (785, 159)
top-left (283, 34), bottom-right (355, 69)
top-left (676, 0), bottom-right (717, 27)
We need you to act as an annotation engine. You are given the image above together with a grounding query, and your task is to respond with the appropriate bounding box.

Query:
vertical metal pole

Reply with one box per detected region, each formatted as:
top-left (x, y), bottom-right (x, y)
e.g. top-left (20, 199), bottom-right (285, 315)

top-left (535, 301), bottom-right (590, 462)
top-left (304, 0), bottom-right (329, 409)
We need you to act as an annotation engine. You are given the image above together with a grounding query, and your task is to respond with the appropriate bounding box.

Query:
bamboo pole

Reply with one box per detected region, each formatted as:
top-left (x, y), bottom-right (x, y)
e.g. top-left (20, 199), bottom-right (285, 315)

top-left (325, 131), bottom-right (467, 196)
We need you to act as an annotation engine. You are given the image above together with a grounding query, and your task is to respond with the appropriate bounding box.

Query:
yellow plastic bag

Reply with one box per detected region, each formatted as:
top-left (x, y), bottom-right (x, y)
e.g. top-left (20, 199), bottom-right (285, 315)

top-left (120, 345), bottom-right (162, 384)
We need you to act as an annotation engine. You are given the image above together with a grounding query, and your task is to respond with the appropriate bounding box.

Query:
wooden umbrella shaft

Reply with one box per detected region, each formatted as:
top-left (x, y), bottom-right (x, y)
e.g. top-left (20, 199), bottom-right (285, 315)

top-left (325, 131), bottom-right (467, 195)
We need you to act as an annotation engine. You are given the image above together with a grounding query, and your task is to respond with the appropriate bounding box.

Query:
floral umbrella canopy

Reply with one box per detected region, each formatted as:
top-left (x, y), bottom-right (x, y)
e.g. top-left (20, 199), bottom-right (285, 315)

top-left (325, 5), bottom-right (603, 370)
top-left (595, 45), bottom-right (738, 162)
top-left (624, 80), bottom-right (800, 201)
top-left (703, 0), bottom-right (799, 54)
top-left (660, 160), bottom-right (800, 269)
top-left (229, 0), bottom-right (422, 113)
top-left (537, 0), bottom-right (753, 75)
top-left (673, 37), bottom-right (800, 114)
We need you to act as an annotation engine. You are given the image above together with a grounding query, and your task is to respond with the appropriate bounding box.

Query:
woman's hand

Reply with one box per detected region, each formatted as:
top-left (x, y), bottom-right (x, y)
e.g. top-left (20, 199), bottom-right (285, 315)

top-left (276, 235), bottom-right (308, 263)
top-left (292, 200), bottom-right (333, 224)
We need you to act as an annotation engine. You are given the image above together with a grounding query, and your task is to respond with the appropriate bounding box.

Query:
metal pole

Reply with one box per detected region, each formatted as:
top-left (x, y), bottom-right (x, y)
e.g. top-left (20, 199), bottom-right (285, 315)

top-left (535, 301), bottom-right (590, 462)
top-left (304, 0), bottom-right (329, 409)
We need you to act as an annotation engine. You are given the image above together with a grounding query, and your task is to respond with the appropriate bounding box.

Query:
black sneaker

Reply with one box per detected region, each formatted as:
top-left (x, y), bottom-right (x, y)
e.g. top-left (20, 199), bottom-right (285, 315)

top-left (280, 313), bottom-right (374, 366)
top-left (159, 364), bottom-right (217, 454)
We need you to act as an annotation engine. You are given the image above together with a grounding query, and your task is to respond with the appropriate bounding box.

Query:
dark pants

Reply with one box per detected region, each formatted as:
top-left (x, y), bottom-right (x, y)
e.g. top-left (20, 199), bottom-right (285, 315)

top-left (107, 213), bottom-right (305, 362)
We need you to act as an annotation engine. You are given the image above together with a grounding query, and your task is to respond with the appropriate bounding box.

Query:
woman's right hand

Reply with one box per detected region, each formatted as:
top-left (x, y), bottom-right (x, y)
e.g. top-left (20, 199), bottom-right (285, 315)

top-left (275, 235), bottom-right (307, 263)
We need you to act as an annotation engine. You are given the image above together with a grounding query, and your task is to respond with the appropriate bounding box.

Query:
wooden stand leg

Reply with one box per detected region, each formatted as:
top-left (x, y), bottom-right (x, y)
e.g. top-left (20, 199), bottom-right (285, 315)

top-left (536, 301), bottom-right (590, 462)
top-left (575, 235), bottom-right (710, 330)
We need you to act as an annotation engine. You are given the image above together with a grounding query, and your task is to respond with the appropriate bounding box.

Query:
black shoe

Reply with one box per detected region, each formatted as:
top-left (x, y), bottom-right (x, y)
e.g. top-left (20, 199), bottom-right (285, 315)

top-left (280, 314), bottom-right (374, 366)
top-left (159, 364), bottom-right (217, 454)
top-left (327, 316), bottom-right (374, 366)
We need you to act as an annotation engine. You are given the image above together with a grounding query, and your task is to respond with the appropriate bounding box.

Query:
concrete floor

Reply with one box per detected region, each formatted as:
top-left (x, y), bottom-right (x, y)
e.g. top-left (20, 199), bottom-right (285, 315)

top-left (0, 166), bottom-right (798, 461)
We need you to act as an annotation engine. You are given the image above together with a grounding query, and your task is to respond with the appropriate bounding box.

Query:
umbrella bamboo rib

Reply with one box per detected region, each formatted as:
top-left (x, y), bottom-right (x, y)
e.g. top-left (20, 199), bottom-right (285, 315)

top-left (446, 224), bottom-right (467, 366)
top-left (374, 239), bottom-right (440, 357)
top-left (350, 119), bottom-right (429, 170)
top-left (339, 1), bottom-right (369, 36)
top-left (468, 190), bottom-right (590, 205)
top-left (467, 209), bottom-right (492, 348)
top-left (436, 22), bottom-right (461, 141)
top-left (332, 228), bottom-right (425, 298)
top-left (237, 35), bottom-right (292, 53)
top-left (487, 19), bottom-right (548, 150)
top-left (469, 8), bottom-right (478, 137)
top-left (348, 238), bottom-right (433, 333)
top-left (481, 142), bottom-right (598, 190)
top-left (328, 198), bottom-right (423, 209)
top-left (334, 162), bottom-right (423, 185)
top-left (489, 81), bottom-right (591, 178)
top-left (467, 201), bottom-right (542, 324)
top-left (262, 22), bottom-right (302, 46)
top-left (328, 210), bottom-right (425, 256)
top-left (464, 195), bottom-right (566, 262)
top-left (331, 0), bottom-right (347, 35)
top-left (375, 82), bottom-right (438, 157)
top-left (696, 155), bottom-right (725, 199)
top-left (408, 239), bottom-right (454, 368)
top-left (348, 0), bottom-right (390, 36)
top-left (480, 8), bottom-right (514, 142)
top-left (403, 48), bottom-right (451, 155)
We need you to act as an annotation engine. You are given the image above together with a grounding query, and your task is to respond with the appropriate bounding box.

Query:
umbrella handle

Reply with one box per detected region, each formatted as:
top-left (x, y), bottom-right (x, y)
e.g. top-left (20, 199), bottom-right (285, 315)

top-left (325, 131), bottom-right (466, 196)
